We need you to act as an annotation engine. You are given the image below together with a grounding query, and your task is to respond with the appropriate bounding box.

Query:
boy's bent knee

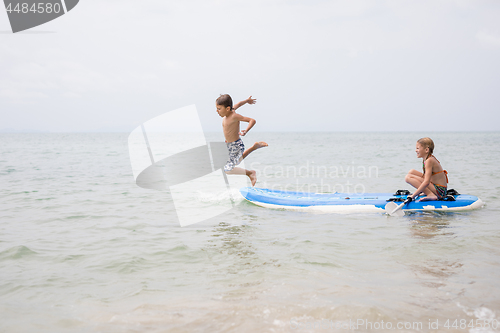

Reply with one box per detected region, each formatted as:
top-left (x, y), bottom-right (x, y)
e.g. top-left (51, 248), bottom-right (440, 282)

top-left (225, 167), bottom-right (246, 175)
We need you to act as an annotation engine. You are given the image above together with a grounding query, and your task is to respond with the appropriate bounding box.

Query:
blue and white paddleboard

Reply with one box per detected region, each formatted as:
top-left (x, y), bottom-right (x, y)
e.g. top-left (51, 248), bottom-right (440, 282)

top-left (239, 187), bottom-right (484, 213)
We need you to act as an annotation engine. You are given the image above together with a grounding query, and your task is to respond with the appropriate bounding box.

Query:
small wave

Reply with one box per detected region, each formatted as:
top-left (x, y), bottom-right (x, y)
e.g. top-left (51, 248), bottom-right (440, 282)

top-left (64, 215), bottom-right (90, 220)
top-left (457, 303), bottom-right (497, 333)
top-left (165, 245), bottom-right (190, 253)
top-left (0, 245), bottom-right (37, 260)
top-left (195, 189), bottom-right (244, 204)
top-left (458, 303), bottom-right (496, 321)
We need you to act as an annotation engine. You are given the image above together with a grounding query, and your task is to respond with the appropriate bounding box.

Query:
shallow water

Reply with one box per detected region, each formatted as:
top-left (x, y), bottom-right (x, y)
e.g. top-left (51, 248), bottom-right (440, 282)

top-left (1, 132), bottom-right (499, 332)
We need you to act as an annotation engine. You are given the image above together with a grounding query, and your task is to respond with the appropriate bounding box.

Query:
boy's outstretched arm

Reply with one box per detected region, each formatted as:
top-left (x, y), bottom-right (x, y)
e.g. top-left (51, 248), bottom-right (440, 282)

top-left (233, 96), bottom-right (256, 111)
top-left (235, 113), bottom-right (256, 136)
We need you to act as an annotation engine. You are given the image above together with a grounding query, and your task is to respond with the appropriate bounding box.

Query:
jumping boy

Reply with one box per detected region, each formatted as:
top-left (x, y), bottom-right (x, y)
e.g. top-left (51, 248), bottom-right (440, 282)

top-left (215, 94), bottom-right (268, 186)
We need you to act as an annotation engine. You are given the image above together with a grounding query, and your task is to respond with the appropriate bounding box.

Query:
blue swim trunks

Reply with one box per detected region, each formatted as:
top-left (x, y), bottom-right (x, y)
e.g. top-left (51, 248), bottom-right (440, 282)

top-left (224, 138), bottom-right (244, 172)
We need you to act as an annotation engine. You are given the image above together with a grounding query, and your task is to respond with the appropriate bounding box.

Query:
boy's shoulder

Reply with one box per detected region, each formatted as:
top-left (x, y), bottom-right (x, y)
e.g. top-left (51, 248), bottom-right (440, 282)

top-left (227, 111), bottom-right (244, 120)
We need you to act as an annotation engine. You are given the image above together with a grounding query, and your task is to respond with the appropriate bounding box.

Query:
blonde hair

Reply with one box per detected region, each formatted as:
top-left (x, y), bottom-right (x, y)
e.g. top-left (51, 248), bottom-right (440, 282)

top-left (417, 137), bottom-right (434, 159)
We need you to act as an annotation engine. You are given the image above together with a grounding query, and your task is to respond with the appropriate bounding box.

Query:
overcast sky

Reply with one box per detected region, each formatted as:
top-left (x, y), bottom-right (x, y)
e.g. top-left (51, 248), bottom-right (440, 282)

top-left (1, 0), bottom-right (499, 132)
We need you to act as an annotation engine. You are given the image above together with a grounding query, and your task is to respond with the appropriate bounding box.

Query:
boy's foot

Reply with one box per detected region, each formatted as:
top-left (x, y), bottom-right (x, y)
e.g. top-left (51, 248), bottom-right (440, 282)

top-left (248, 170), bottom-right (257, 186)
top-left (252, 141), bottom-right (268, 150)
top-left (242, 142), bottom-right (269, 160)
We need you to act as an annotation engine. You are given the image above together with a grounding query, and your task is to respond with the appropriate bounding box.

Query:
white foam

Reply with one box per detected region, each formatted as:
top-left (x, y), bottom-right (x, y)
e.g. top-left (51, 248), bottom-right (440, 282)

top-left (457, 303), bottom-right (497, 333)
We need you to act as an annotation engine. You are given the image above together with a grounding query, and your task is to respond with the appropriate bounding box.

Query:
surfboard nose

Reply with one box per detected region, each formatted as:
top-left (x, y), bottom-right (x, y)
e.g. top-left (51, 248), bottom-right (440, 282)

top-left (239, 187), bottom-right (252, 199)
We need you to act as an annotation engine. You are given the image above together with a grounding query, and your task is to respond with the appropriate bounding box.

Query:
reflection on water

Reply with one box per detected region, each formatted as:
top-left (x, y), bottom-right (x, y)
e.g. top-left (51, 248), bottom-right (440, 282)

top-left (407, 211), bottom-right (455, 239)
top-left (403, 212), bottom-right (467, 306)
top-left (203, 221), bottom-right (268, 301)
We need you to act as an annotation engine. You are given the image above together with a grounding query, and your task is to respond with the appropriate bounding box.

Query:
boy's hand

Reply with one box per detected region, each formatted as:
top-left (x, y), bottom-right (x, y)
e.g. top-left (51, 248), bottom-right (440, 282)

top-left (233, 96), bottom-right (256, 111)
top-left (246, 96), bottom-right (256, 105)
top-left (239, 130), bottom-right (247, 136)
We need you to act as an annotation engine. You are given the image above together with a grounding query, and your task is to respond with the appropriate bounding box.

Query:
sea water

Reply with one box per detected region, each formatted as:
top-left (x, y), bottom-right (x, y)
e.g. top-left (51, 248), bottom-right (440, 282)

top-left (1, 132), bottom-right (499, 332)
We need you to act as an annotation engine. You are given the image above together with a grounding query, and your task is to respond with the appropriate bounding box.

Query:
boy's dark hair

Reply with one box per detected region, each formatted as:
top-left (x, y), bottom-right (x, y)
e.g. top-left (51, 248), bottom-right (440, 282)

top-left (216, 94), bottom-right (233, 109)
